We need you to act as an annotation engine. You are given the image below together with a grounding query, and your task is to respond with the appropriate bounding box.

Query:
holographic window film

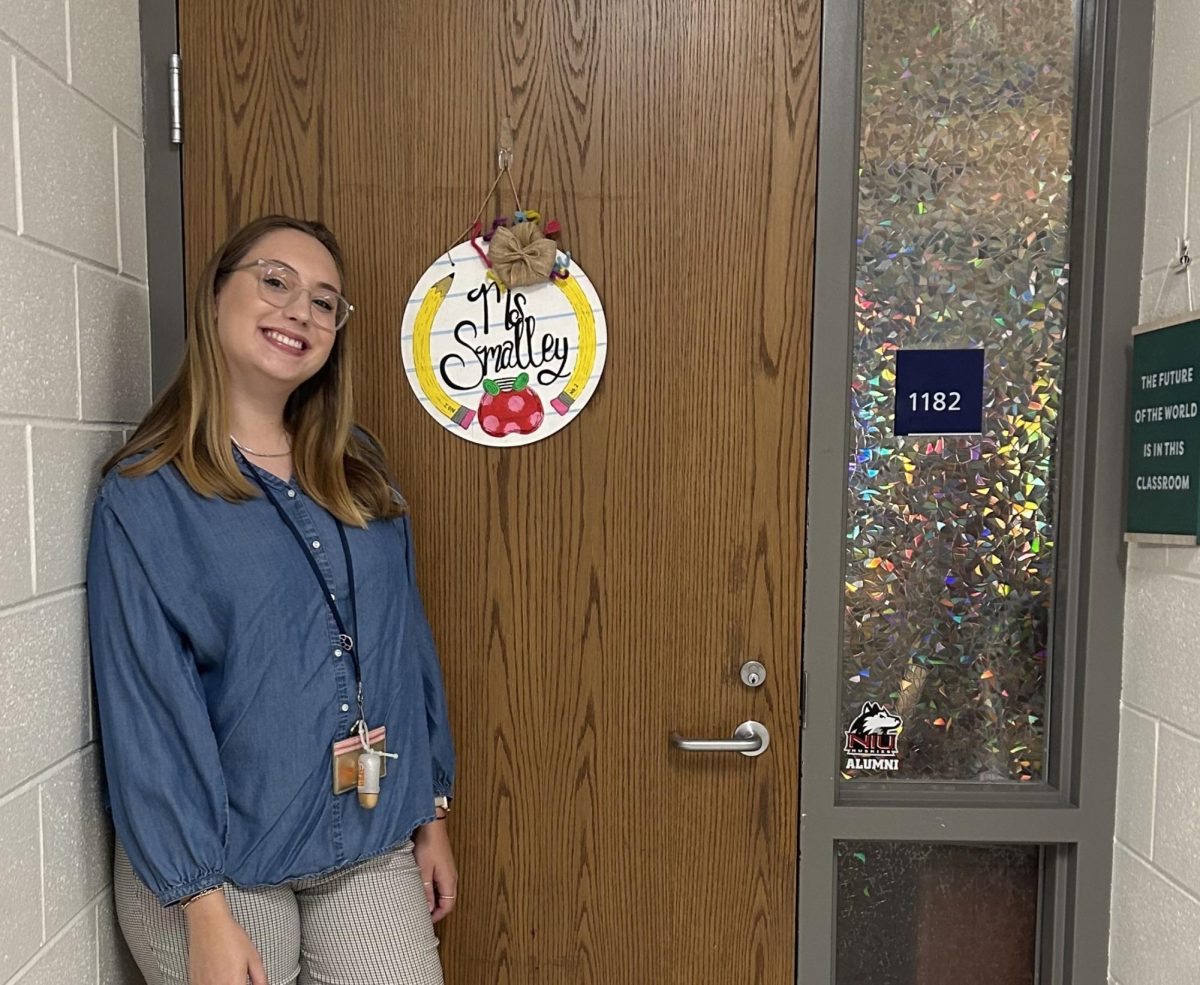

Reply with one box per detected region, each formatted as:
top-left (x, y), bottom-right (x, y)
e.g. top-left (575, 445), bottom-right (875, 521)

top-left (842, 0), bottom-right (1077, 782)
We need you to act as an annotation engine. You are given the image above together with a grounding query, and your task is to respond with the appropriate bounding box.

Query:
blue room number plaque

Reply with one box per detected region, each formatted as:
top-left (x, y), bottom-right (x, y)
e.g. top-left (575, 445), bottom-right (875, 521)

top-left (893, 348), bottom-right (985, 437)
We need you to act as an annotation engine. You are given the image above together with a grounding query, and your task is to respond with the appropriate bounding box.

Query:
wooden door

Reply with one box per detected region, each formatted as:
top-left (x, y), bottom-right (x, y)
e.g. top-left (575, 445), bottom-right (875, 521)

top-left (179, 3), bottom-right (819, 981)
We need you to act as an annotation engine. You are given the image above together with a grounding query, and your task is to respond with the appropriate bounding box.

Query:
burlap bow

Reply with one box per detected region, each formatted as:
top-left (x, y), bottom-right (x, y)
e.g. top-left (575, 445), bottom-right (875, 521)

top-left (488, 222), bottom-right (557, 288)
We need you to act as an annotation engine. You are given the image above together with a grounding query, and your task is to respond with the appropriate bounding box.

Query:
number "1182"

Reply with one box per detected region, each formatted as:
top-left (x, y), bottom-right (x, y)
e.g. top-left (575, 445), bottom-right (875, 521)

top-left (908, 391), bottom-right (961, 412)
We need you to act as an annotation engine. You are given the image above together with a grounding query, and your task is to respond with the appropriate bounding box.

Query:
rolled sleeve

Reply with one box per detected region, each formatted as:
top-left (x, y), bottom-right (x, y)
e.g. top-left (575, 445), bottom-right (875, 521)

top-left (87, 497), bottom-right (229, 906)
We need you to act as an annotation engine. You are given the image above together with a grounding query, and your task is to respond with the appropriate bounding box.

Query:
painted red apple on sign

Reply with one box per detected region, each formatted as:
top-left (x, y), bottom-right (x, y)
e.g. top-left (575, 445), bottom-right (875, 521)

top-left (478, 372), bottom-right (545, 438)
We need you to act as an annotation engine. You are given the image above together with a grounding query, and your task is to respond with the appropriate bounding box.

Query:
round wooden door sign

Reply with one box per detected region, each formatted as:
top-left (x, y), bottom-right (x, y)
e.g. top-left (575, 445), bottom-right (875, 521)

top-left (401, 242), bottom-right (607, 446)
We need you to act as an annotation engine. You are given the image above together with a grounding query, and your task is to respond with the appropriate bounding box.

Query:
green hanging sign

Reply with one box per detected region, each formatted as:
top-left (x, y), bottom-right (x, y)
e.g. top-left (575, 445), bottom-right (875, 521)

top-left (1126, 311), bottom-right (1200, 544)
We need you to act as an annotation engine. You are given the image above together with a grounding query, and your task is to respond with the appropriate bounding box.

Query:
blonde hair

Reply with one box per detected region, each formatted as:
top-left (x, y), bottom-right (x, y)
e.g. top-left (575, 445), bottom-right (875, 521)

top-left (103, 214), bottom-right (405, 526)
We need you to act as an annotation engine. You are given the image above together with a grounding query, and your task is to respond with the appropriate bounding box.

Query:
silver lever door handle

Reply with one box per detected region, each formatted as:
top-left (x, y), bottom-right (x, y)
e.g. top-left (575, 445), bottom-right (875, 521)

top-left (669, 720), bottom-right (771, 758)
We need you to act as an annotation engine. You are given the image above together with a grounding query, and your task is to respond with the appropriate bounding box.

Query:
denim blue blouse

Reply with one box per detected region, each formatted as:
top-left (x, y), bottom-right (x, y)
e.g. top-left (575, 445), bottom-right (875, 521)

top-left (86, 450), bottom-right (455, 907)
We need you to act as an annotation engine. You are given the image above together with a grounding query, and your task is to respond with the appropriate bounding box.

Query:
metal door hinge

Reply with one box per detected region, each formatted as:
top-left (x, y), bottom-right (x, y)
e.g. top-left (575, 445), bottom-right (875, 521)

top-left (169, 54), bottom-right (183, 145)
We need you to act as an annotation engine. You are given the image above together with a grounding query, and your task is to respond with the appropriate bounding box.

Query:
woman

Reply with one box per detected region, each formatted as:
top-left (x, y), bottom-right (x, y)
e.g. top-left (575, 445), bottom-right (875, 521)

top-left (87, 215), bottom-right (456, 985)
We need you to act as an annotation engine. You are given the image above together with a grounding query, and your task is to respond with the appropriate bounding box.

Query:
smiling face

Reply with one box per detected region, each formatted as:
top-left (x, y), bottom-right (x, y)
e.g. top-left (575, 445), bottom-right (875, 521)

top-left (215, 228), bottom-right (344, 398)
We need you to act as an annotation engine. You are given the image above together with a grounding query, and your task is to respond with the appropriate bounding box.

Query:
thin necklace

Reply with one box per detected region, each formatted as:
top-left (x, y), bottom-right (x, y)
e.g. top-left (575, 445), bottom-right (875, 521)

top-left (230, 434), bottom-right (291, 458)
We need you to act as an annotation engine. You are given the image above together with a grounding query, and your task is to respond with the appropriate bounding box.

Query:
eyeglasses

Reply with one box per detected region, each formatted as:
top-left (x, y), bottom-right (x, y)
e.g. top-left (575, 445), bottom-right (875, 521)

top-left (233, 259), bottom-right (354, 331)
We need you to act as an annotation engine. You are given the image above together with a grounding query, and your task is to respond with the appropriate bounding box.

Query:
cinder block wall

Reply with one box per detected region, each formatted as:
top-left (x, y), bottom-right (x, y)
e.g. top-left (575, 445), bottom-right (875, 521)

top-left (0, 1), bottom-right (148, 982)
top-left (1110, 1), bottom-right (1200, 983)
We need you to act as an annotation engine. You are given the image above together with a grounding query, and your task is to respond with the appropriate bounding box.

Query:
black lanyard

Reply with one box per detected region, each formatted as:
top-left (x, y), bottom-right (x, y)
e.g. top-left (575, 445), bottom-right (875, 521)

top-left (242, 459), bottom-right (368, 730)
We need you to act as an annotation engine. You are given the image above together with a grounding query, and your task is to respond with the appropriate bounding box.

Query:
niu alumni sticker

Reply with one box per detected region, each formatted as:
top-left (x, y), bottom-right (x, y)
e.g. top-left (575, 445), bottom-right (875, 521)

top-left (843, 701), bottom-right (903, 772)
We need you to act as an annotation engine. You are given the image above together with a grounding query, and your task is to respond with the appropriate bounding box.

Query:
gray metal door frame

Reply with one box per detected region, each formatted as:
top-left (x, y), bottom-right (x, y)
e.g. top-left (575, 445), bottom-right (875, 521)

top-left (800, 1), bottom-right (1152, 981)
top-left (139, 0), bottom-right (185, 393)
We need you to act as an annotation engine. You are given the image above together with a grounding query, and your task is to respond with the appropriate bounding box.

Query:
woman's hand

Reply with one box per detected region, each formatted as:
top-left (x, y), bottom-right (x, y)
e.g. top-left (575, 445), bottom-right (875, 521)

top-left (414, 814), bottom-right (458, 923)
top-left (184, 890), bottom-right (267, 985)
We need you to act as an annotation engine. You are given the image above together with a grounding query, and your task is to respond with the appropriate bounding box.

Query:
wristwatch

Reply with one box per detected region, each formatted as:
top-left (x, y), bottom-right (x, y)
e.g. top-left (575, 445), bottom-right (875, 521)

top-left (434, 795), bottom-right (451, 814)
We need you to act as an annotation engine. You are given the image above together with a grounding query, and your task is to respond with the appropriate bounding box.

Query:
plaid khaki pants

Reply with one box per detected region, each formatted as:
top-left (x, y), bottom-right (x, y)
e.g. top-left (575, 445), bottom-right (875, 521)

top-left (114, 841), bottom-right (444, 985)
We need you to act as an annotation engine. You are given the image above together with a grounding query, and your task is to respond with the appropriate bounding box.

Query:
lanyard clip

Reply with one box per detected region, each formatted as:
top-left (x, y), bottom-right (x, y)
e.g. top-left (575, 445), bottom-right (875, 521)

top-left (356, 683), bottom-right (368, 733)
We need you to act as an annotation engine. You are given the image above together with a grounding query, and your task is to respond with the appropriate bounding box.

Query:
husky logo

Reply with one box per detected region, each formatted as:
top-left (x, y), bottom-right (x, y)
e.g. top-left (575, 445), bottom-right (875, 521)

top-left (848, 702), bottom-right (902, 737)
top-left (843, 701), bottom-right (903, 771)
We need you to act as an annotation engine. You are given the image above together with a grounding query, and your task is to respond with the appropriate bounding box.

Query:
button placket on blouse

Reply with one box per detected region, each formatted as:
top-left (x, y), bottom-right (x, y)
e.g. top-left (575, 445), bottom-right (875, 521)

top-left (288, 494), bottom-right (358, 731)
top-left (242, 465), bottom-right (353, 855)
top-left (289, 498), bottom-right (348, 612)
top-left (257, 473), bottom-right (347, 631)
top-left (278, 490), bottom-right (354, 861)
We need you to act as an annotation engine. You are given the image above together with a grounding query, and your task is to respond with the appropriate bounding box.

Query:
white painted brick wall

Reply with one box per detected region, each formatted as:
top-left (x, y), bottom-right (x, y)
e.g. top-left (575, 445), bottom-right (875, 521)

top-left (0, 0), bottom-right (146, 980)
top-left (1112, 3), bottom-right (1200, 981)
